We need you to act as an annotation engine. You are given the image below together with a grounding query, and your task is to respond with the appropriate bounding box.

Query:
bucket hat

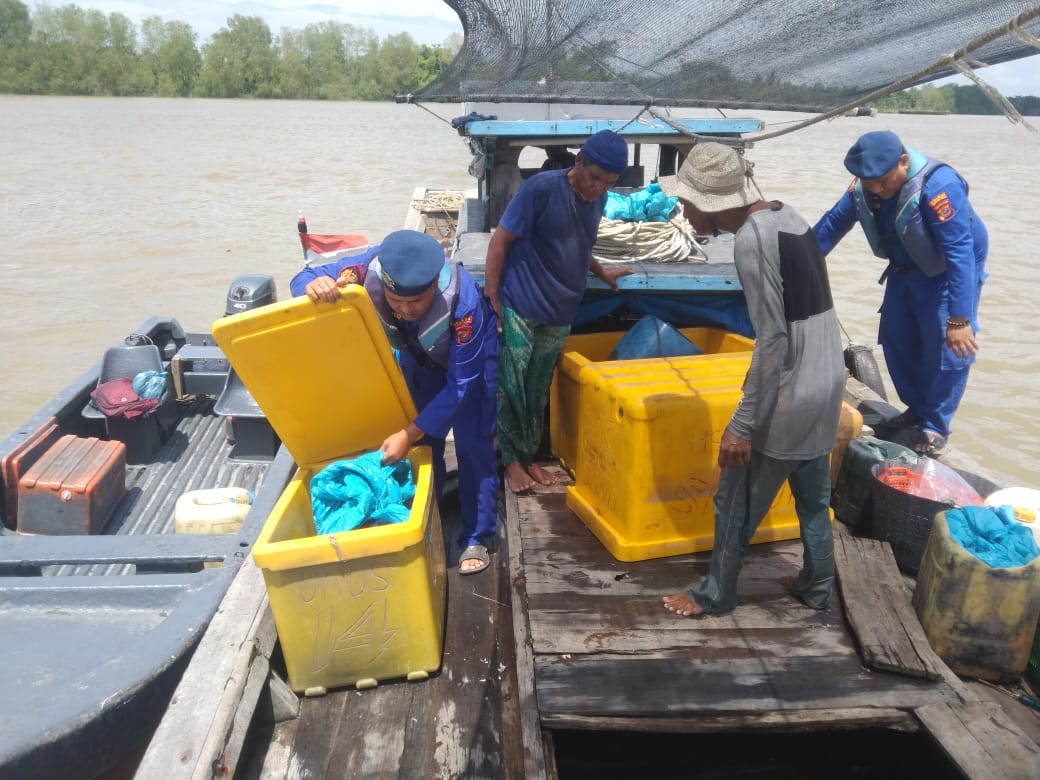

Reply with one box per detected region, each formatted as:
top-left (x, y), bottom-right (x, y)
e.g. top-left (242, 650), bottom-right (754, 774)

top-left (659, 142), bottom-right (756, 213)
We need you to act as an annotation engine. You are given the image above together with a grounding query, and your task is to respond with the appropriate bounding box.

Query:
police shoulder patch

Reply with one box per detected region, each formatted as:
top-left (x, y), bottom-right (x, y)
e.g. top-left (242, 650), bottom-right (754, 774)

top-left (928, 192), bottom-right (956, 222)
top-left (453, 314), bottom-right (474, 345)
top-left (336, 266), bottom-right (359, 284)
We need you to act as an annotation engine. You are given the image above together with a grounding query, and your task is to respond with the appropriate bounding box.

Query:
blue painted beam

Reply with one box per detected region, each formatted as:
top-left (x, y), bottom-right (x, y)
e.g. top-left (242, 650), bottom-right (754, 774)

top-left (462, 118), bottom-right (763, 139)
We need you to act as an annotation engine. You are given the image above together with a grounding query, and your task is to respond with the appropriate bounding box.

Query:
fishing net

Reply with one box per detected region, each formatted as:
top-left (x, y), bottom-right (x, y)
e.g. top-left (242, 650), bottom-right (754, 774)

top-left (416, 1), bottom-right (1040, 112)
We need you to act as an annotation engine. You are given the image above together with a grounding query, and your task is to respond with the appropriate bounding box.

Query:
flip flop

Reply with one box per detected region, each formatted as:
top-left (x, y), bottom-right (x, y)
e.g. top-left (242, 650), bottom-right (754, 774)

top-left (913, 428), bottom-right (946, 457)
top-left (459, 544), bottom-right (490, 575)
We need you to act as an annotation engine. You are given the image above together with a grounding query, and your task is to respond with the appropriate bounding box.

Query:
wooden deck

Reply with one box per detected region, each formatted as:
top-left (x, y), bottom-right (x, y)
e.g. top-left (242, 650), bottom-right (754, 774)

top-left (137, 454), bottom-right (1040, 779)
top-left (505, 464), bottom-right (1040, 778)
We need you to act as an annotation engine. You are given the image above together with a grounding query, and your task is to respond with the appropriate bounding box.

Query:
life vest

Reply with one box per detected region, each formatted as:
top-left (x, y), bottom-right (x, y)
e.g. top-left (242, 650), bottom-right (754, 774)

top-left (852, 149), bottom-right (964, 278)
top-left (365, 259), bottom-right (459, 370)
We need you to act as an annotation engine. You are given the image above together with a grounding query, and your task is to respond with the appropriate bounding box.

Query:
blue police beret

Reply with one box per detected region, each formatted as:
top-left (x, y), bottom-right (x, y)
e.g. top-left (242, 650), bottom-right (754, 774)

top-left (581, 129), bottom-right (628, 175)
top-left (844, 130), bottom-right (904, 179)
top-left (376, 230), bottom-right (445, 296)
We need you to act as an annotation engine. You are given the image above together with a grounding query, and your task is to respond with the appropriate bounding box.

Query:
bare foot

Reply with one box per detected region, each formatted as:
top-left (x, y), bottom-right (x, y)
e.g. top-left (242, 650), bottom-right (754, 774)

top-left (662, 592), bottom-right (705, 617)
top-left (504, 461), bottom-right (537, 493)
top-left (527, 462), bottom-right (558, 486)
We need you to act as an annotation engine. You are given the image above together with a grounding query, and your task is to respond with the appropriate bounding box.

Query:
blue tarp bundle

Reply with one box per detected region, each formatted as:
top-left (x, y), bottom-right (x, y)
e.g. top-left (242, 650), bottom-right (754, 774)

top-left (310, 451), bottom-right (415, 535)
top-left (946, 505), bottom-right (1040, 568)
top-left (603, 183), bottom-right (678, 222)
top-left (609, 314), bottom-right (704, 360)
top-left (132, 370), bottom-right (168, 399)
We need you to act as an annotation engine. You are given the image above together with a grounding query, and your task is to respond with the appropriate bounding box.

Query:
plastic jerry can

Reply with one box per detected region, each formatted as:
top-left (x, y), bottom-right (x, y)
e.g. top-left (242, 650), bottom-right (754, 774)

top-left (913, 511), bottom-right (1040, 682)
top-left (174, 487), bottom-right (254, 534)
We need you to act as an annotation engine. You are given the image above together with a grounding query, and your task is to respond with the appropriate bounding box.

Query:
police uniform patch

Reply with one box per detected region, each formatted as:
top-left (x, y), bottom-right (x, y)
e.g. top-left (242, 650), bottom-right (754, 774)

top-left (337, 266), bottom-right (359, 284)
top-left (453, 314), bottom-right (474, 345)
top-left (928, 192), bottom-right (956, 222)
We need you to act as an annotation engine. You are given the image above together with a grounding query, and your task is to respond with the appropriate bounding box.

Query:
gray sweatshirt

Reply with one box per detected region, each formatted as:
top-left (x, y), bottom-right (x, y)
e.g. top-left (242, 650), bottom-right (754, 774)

top-left (728, 203), bottom-right (845, 460)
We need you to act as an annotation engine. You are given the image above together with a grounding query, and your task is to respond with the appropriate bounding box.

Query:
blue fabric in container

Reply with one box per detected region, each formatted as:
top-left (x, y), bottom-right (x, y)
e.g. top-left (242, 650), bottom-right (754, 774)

top-left (946, 505), bottom-right (1040, 568)
top-left (609, 314), bottom-right (704, 360)
top-left (132, 370), bottom-right (168, 399)
top-left (310, 451), bottom-right (416, 535)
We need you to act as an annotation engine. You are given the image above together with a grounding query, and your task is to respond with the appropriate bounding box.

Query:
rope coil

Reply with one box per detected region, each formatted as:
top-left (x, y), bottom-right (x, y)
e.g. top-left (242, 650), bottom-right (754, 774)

top-left (593, 209), bottom-right (706, 265)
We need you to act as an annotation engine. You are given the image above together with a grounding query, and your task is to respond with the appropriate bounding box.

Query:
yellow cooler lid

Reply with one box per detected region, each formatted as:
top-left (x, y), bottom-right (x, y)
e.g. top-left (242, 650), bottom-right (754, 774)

top-left (212, 285), bottom-right (417, 466)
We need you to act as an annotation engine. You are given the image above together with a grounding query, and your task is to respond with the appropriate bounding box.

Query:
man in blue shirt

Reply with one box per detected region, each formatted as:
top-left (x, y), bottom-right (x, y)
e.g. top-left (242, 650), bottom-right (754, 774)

top-left (484, 129), bottom-right (633, 493)
top-left (290, 231), bottom-right (499, 575)
top-left (813, 131), bottom-right (988, 455)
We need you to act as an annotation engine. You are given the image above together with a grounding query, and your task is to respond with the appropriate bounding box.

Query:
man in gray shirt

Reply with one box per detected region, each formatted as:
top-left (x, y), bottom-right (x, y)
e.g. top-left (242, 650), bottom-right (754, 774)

top-left (659, 142), bottom-right (845, 616)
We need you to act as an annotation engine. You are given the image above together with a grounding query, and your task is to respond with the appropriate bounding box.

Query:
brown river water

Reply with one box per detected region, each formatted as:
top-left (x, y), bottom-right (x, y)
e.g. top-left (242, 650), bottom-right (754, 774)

top-left (1, 97), bottom-right (1038, 487)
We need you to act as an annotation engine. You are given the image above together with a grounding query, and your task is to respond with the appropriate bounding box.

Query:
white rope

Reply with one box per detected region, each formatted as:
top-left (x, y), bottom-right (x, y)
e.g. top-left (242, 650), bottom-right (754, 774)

top-left (593, 210), bottom-right (706, 265)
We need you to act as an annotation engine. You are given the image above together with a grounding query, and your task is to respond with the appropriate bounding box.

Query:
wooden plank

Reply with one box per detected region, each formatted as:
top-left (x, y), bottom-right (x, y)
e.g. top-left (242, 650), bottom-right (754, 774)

top-left (534, 654), bottom-right (952, 719)
top-left (545, 707), bottom-right (918, 733)
top-left (242, 493), bottom-right (529, 779)
top-left (915, 701), bottom-right (1040, 780)
top-left (505, 483), bottom-right (557, 780)
top-left (136, 555), bottom-right (287, 779)
top-left (833, 521), bottom-right (945, 680)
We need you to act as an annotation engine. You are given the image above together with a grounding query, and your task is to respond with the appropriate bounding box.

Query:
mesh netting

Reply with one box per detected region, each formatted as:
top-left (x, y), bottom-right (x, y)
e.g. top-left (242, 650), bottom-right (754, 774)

top-left (416, 1), bottom-right (1040, 111)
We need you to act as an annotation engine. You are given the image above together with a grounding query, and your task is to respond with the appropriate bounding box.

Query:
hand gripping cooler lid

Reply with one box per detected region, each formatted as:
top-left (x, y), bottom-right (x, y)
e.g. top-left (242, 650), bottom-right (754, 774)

top-left (212, 285), bottom-right (416, 465)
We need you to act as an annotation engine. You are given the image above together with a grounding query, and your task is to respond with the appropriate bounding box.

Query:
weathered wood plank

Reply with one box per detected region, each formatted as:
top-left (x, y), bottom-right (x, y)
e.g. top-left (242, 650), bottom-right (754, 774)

top-left (241, 493), bottom-right (528, 780)
top-left (915, 701), bottom-right (1040, 780)
top-left (544, 707), bottom-right (918, 733)
top-left (834, 521), bottom-right (945, 680)
top-left (135, 555), bottom-right (284, 779)
top-left (505, 484), bottom-right (557, 780)
top-left (534, 654), bottom-right (952, 718)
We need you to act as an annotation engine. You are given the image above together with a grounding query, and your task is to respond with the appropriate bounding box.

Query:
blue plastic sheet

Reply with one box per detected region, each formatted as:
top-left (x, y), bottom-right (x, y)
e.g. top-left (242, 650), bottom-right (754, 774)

top-left (603, 183), bottom-right (678, 222)
top-left (310, 451), bottom-right (416, 535)
top-left (132, 370), bottom-right (167, 399)
top-left (946, 505), bottom-right (1040, 568)
top-left (609, 314), bottom-right (704, 360)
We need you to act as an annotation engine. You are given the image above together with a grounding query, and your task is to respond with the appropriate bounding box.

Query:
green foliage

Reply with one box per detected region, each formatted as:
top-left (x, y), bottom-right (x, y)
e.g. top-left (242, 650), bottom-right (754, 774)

top-left (0, 1), bottom-right (462, 99)
top-left (872, 82), bottom-right (1040, 116)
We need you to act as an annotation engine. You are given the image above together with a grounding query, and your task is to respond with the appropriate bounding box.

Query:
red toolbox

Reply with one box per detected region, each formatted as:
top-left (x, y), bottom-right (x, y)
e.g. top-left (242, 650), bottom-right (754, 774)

top-left (18, 435), bottom-right (127, 535)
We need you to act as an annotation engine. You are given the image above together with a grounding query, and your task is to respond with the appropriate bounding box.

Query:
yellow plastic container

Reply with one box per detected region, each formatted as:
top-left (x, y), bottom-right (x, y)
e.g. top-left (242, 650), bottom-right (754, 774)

top-left (830, 403), bottom-right (864, 486)
top-left (565, 353), bottom-right (806, 562)
top-left (213, 286), bottom-right (447, 693)
top-left (550, 327), bottom-right (754, 477)
top-left (913, 511), bottom-right (1040, 683)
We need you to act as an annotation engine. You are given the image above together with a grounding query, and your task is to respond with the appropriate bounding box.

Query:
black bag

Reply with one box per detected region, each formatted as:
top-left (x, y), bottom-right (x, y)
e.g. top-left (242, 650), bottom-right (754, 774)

top-left (832, 436), bottom-right (917, 534)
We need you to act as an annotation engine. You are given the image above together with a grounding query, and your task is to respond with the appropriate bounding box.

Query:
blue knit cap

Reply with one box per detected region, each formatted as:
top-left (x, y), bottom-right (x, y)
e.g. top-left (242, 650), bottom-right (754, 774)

top-left (376, 230), bottom-right (445, 296)
top-left (580, 130), bottom-right (628, 175)
top-left (844, 131), bottom-right (904, 179)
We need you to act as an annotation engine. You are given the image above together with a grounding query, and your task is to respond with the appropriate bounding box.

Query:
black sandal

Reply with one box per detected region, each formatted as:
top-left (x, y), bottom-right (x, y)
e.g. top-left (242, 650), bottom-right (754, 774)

top-left (913, 428), bottom-right (946, 457)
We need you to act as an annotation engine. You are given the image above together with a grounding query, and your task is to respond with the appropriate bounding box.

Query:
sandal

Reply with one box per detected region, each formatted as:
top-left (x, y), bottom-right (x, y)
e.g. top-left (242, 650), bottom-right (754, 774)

top-left (913, 428), bottom-right (946, 457)
top-left (459, 544), bottom-right (490, 575)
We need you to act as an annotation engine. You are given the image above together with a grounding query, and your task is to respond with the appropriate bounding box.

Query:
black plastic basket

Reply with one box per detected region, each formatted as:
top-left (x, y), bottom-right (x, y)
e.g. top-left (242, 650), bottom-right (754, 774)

top-left (869, 462), bottom-right (955, 575)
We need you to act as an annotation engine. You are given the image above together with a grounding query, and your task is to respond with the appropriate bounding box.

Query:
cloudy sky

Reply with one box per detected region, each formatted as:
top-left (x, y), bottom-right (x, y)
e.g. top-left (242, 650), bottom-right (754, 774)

top-left (78, 0), bottom-right (1040, 95)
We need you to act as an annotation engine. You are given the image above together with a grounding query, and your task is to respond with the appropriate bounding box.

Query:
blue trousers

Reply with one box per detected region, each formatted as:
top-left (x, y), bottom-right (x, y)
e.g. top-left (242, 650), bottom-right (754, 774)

top-left (688, 452), bottom-right (834, 613)
top-left (878, 271), bottom-right (978, 438)
top-left (407, 364), bottom-right (499, 551)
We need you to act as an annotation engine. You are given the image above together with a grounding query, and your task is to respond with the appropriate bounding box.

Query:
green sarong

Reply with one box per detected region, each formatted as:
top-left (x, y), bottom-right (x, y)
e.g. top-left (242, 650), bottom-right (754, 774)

top-left (497, 306), bottom-right (570, 465)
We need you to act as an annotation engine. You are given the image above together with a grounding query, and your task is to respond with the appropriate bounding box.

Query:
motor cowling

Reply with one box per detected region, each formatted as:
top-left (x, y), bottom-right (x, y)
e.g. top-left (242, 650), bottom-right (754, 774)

top-left (225, 274), bottom-right (277, 315)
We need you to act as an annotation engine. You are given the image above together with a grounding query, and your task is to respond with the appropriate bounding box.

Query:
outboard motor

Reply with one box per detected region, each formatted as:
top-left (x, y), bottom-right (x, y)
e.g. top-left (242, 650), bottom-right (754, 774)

top-left (225, 274), bottom-right (277, 316)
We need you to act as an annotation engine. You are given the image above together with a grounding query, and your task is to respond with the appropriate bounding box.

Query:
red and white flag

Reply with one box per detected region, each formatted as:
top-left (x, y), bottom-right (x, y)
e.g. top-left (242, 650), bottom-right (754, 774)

top-left (299, 232), bottom-right (369, 266)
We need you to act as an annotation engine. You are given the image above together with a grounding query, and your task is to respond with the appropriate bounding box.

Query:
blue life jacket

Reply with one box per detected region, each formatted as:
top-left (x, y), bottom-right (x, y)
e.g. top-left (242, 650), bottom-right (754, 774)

top-left (365, 259), bottom-right (459, 370)
top-left (852, 148), bottom-right (965, 278)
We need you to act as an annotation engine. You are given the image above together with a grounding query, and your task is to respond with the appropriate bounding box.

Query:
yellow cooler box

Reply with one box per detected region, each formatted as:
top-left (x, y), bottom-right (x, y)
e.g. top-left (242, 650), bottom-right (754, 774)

top-left (550, 327), bottom-right (754, 477)
top-left (565, 351), bottom-right (805, 562)
top-left (213, 286), bottom-right (447, 693)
